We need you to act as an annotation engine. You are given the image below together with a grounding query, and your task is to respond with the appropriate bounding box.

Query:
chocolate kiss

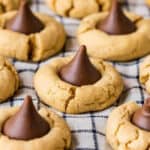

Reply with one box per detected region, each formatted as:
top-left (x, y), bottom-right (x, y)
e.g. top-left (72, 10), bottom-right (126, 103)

top-left (132, 98), bottom-right (150, 131)
top-left (97, 0), bottom-right (136, 35)
top-left (59, 45), bottom-right (101, 86)
top-left (5, 0), bottom-right (44, 35)
top-left (2, 96), bottom-right (50, 140)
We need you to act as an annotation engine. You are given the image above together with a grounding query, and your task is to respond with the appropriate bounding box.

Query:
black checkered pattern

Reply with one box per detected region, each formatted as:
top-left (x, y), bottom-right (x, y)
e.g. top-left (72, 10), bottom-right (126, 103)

top-left (1, 0), bottom-right (150, 150)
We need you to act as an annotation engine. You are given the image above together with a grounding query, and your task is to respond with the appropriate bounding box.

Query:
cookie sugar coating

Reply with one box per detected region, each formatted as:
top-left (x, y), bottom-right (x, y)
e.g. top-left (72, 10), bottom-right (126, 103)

top-left (0, 56), bottom-right (19, 102)
top-left (77, 12), bottom-right (150, 61)
top-left (106, 102), bottom-right (150, 150)
top-left (34, 56), bottom-right (124, 114)
top-left (0, 0), bottom-right (20, 14)
top-left (0, 11), bottom-right (66, 61)
top-left (45, 0), bottom-right (112, 19)
top-left (140, 55), bottom-right (150, 94)
top-left (0, 107), bottom-right (71, 150)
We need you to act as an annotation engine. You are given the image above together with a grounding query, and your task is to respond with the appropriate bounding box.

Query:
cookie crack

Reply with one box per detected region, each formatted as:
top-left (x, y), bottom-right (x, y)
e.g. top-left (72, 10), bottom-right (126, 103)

top-left (65, 0), bottom-right (74, 17)
top-left (0, 61), bottom-right (18, 101)
top-left (4, 61), bottom-right (19, 91)
top-left (115, 107), bottom-right (142, 149)
top-left (114, 122), bottom-right (125, 147)
top-left (45, 111), bottom-right (55, 127)
top-left (53, 0), bottom-right (74, 17)
top-left (64, 87), bottom-right (76, 112)
top-left (27, 39), bottom-right (34, 60)
top-left (0, 3), bottom-right (6, 13)
top-left (95, 0), bottom-right (103, 11)
top-left (126, 129), bottom-right (139, 149)
top-left (0, 60), bottom-right (19, 98)
top-left (107, 84), bottom-right (116, 98)
top-left (62, 137), bottom-right (69, 149)
top-left (113, 108), bottom-right (131, 147)
top-left (141, 73), bottom-right (150, 84)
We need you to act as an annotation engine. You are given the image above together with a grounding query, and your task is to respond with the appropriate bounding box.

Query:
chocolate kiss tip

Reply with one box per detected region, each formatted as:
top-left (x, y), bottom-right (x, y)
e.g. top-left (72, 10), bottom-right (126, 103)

top-left (2, 95), bottom-right (50, 140)
top-left (132, 98), bottom-right (150, 131)
top-left (97, 0), bottom-right (136, 35)
top-left (59, 45), bottom-right (101, 86)
top-left (5, 0), bottom-right (44, 35)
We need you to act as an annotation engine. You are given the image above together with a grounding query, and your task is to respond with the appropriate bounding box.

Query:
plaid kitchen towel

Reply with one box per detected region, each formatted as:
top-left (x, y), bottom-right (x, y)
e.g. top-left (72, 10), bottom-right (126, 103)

top-left (1, 0), bottom-right (150, 150)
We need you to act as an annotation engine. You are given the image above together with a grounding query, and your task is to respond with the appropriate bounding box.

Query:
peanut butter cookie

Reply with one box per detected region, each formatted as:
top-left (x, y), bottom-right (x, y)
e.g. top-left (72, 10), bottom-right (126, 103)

top-left (45, 0), bottom-right (112, 19)
top-left (0, 96), bottom-right (71, 150)
top-left (34, 52), bottom-right (124, 114)
top-left (106, 101), bottom-right (150, 150)
top-left (77, 1), bottom-right (150, 61)
top-left (0, 1), bottom-right (66, 61)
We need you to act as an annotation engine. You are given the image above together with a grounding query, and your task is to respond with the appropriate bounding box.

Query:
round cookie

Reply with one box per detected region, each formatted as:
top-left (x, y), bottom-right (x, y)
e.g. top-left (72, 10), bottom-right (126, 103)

top-left (139, 55), bottom-right (150, 94)
top-left (77, 10), bottom-right (150, 61)
top-left (0, 99), bottom-right (71, 150)
top-left (0, 2), bottom-right (66, 62)
top-left (106, 102), bottom-right (150, 150)
top-left (34, 55), bottom-right (124, 114)
top-left (0, 56), bottom-right (19, 102)
top-left (0, 0), bottom-right (20, 14)
top-left (45, 0), bottom-right (112, 19)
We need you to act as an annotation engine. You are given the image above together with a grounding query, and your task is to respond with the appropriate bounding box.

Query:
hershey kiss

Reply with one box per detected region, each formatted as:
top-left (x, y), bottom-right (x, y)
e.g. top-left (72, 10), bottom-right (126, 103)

top-left (5, 0), bottom-right (44, 35)
top-left (97, 0), bottom-right (136, 35)
top-left (2, 96), bottom-right (50, 140)
top-left (132, 98), bottom-right (150, 131)
top-left (59, 45), bottom-right (101, 86)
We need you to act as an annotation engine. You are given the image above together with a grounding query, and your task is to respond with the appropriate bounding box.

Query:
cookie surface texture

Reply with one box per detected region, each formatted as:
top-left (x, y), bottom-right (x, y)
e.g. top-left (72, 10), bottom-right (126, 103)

top-left (45, 0), bottom-right (112, 19)
top-left (0, 11), bottom-right (66, 61)
top-left (139, 55), bottom-right (150, 94)
top-left (34, 56), bottom-right (124, 114)
top-left (0, 107), bottom-right (71, 150)
top-left (0, 0), bottom-right (20, 14)
top-left (106, 102), bottom-right (150, 150)
top-left (0, 56), bottom-right (19, 102)
top-left (77, 12), bottom-right (150, 61)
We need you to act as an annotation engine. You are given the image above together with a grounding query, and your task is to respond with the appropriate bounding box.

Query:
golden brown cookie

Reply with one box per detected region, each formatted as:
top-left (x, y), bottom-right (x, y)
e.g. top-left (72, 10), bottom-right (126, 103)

top-left (0, 11), bottom-right (66, 61)
top-left (45, 0), bottom-right (112, 19)
top-left (0, 106), bottom-right (71, 150)
top-left (77, 11), bottom-right (150, 61)
top-left (34, 56), bottom-right (124, 114)
top-left (0, 0), bottom-right (20, 14)
top-left (106, 102), bottom-right (150, 150)
top-left (0, 56), bottom-right (19, 102)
